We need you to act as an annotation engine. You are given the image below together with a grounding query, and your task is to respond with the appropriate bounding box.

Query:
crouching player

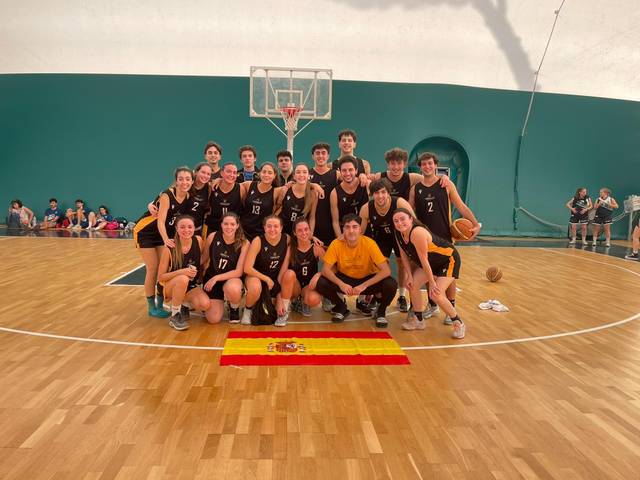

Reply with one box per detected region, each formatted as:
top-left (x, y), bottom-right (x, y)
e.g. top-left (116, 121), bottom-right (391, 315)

top-left (392, 208), bottom-right (466, 339)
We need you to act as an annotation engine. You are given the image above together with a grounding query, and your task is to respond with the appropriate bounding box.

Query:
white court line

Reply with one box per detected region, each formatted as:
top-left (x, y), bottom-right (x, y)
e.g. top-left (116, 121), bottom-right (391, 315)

top-left (104, 264), bottom-right (145, 286)
top-left (1, 248), bottom-right (638, 352)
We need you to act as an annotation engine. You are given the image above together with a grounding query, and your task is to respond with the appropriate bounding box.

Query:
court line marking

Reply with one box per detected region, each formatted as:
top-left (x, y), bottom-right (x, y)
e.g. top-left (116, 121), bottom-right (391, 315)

top-left (104, 264), bottom-right (145, 286)
top-left (1, 248), bottom-right (638, 351)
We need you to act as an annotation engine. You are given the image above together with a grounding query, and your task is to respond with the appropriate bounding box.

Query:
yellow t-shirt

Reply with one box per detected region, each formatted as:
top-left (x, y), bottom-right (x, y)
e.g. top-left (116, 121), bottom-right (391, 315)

top-left (323, 236), bottom-right (387, 279)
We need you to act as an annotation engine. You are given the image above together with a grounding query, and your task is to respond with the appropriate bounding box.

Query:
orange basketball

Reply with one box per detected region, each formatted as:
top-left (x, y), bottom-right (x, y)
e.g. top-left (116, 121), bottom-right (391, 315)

top-left (486, 266), bottom-right (503, 282)
top-left (450, 218), bottom-right (474, 241)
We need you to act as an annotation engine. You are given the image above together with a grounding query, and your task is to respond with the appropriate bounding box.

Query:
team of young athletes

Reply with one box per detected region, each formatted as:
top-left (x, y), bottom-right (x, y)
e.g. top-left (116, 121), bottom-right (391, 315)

top-left (566, 187), bottom-right (621, 247)
top-left (133, 130), bottom-right (483, 336)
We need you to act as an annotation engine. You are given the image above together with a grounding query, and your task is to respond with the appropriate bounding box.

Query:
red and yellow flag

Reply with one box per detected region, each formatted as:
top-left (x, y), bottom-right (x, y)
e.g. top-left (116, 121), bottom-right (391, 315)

top-left (220, 331), bottom-right (409, 366)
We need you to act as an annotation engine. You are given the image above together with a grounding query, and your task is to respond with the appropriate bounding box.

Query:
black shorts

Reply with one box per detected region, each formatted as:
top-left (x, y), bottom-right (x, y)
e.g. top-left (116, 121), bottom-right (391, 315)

top-left (205, 277), bottom-right (244, 300)
top-left (569, 213), bottom-right (589, 224)
top-left (593, 213), bottom-right (613, 225)
top-left (412, 249), bottom-right (461, 279)
top-left (135, 228), bottom-right (164, 248)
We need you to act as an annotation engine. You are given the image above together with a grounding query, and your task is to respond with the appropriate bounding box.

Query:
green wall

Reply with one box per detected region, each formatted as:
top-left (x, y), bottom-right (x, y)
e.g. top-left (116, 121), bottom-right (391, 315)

top-left (1, 74), bottom-right (638, 237)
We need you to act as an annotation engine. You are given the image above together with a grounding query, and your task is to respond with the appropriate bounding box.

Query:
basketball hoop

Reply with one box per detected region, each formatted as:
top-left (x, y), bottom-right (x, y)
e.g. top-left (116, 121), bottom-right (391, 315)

top-left (280, 104), bottom-right (302, 132)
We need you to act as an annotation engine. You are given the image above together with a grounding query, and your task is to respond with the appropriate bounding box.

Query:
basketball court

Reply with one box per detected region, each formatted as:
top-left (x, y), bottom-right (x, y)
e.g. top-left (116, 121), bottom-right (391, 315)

top-left (3, 1), bottom-right (640, 478)
top-left (1, 229), bottom-right (639, 479)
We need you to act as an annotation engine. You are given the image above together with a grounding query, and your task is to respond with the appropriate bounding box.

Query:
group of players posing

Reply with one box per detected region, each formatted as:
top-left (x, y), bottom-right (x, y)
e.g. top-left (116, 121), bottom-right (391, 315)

top-left (133, 130), bottom-right (481, 337)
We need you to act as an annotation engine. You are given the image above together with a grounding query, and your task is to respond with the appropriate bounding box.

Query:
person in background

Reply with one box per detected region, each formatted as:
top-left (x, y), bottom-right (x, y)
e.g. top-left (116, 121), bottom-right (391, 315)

top-left (7, 199), bottom-right (35, 229)
top-left (592, 187), bottom-right (619, 247)
top-left (37, 198), bottom-right (63, 229)
top-left (566, 187), bottom-right (592, 245)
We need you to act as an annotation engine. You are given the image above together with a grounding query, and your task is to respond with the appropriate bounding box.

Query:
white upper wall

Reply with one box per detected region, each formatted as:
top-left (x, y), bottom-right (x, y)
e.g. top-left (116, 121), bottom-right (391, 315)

top-left (1, 0), bottom-right (639, 101)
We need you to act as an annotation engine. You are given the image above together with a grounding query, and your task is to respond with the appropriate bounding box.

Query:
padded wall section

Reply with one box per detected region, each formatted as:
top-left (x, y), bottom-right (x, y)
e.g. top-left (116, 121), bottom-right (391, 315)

top-left (1, 74), bottom-right (638, 237)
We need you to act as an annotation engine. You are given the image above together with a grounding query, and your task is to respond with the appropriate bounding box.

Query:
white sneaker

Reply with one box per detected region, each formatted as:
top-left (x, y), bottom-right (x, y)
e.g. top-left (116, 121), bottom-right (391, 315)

top-left (443, 316), bottom-right (453, 325)
top-left (452, 319), bottom-right (466, 339)
top-left (402, 317), bottom-right (426, 331)
top-left (568, 238), bottom-right (576, 244)
top-left (592, 240), bottom-right (597, 246)
top-left (424, 304), bottom-right (439, 318)
top-left (240, 308), bottom-right (252, 325)
top-left (605, 242), bottom-right (611, 247)
top-left (274, 312), bottom-right (288, 327)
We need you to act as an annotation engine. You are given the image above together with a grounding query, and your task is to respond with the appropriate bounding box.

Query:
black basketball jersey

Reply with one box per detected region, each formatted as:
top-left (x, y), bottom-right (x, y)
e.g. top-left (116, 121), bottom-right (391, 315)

top-left (189, 184), bottom-right (209, 230)
top-left (136, 188), bottom-right (192, 239)
top-left (241, 181), bottom-right (274, 240)
top-left (255, 234), bottom-right (288, 281)
top-left (413, 180), bottom-right (452, 241)
top-left (281, 189), bottom-right (307, 235)
top-left (204, 232), bottom-right (241, 279)
top-left (571, 196), bottom-right (590, 211)
top-left (395, 225), bottom-right (454, 266)
top-left (291, 245), bottom-right (318, 287)
top-left (332, 157), bottom-right (366, 176)
top-left (210, 169), bottom-right (222, 180)
top-left (381, 172), bottom-right (411, 200)
top-left (336, 183), bottom-right (369, 224)
top-left (310, 168), bottom-right (339, 244)
top-left (170, 237), bottom-right (201, 289)
top-left (369, 197), bottom-right (398, 244)
top-left (206, 183), bottom-right (242, 230)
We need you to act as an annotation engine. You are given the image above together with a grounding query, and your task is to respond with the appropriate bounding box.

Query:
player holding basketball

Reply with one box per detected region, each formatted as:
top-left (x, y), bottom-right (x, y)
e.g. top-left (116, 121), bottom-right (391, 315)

top-left (566, 187), bottom-right (592, 244)
top-left (243, 215), bottom-right (291, 326)
top-left (134, 167), bottom-right (194, 319)
top-left (331, 129), bottom-right (371, 175)
top-left (359, 178), bottom-right (414, 312)
top-left (157, 215), bottom-right (210, 331)
top-left (201, 212), bottom-right (249, 324)
top-left (203, 141), bottom-right (223, 179)
top-left (592, 188), bottom-right (619, 247)
top-left (392, 208), bottom-right (465, 338)
top-left (409, 152), bottom-right (480, 323)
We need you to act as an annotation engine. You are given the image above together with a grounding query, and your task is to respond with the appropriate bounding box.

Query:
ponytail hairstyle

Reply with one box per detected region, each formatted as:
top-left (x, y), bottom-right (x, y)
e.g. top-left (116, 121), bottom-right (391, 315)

top-left (290, 217), bottom-right (311, 267)
top-left (220, 212), bottom-right (246, 252)
top-left (293, 164), bottom-right (313, 217)
top-left (170, 215), bottom-right (195, 271)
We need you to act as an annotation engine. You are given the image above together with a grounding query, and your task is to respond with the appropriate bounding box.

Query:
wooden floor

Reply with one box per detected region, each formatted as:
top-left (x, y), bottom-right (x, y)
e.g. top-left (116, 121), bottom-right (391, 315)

top-left (1, 235), bottom-right (640, 479)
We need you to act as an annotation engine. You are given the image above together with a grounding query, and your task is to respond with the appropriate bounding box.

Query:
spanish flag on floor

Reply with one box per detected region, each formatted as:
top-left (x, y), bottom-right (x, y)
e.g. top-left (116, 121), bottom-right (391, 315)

top-left (220, 331), bottom-right (410, 366)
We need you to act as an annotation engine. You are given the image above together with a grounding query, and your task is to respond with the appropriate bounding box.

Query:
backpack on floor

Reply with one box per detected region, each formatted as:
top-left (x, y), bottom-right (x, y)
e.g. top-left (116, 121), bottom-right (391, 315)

top-left (251, 282), bottom-right (277, 326)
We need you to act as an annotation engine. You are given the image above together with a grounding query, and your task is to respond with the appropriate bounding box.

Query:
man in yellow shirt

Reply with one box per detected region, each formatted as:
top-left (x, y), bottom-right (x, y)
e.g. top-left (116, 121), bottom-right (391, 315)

top-left (316, 213), bottom-right (397, 327)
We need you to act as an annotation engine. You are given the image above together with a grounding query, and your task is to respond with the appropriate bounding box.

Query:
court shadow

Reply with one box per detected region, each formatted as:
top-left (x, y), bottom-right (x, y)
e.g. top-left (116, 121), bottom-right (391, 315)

top-left (329, 0), bottom-right (536, 91)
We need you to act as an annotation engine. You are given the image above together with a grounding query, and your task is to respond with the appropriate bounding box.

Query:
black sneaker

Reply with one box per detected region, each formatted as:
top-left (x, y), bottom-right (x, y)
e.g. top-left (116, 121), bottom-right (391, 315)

top-left (180, 305), bottom-right (191, 318)
top-left (375, 317), bottom-right (388, 328)
top-left (625, 252), bottom-right (639, 261)
top-left (356, 300), bottom-right (374, 315)
top-left (169, 312), bottom-right (189, 331)
top-left (331, 309), bottom-right (351, 323)
top-left (229, 307), bottom-right (240, 323)
top-left (397, 295), bottom-right (409, 312)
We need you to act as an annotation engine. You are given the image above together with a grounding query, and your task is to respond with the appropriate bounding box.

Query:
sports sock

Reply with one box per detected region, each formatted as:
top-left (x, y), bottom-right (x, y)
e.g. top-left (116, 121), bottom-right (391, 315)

top-left (146, 296), bottom-right (156, 310)
top-left (398, 287), bottom-right (407, 297)
top-left (414, 311), bottom-right (423, 322)
top-left (171, 305), bottom-right (180, 316)
top-left (282, 299), bottom-right (290, 312)
top-left (229, 303), bottom-right (240, 309)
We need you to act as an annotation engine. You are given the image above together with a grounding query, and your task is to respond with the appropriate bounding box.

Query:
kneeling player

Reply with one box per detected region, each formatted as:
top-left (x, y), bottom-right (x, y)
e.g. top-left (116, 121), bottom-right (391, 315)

top-left (392, 208), bottom-right (465, 339)
top-left (157, 215), bottom-right (211, 331)
top-left (201, 213), bottom-right (249, 324)
top-left (281, 218), bottom-right (325, 316)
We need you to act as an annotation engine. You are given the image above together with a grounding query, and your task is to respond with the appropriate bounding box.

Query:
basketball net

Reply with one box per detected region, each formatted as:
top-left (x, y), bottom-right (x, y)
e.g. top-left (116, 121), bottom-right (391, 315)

top-left (280, 104), bottom-right (302, 132)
